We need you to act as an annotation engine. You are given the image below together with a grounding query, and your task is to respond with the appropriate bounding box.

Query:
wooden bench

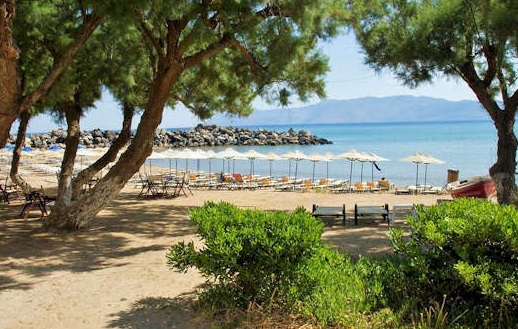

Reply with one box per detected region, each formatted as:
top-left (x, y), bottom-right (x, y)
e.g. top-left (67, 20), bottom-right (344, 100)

top-left (312, 204), bottom-right (346, 226)
top-left (354, 204), bottom-right (389, 225)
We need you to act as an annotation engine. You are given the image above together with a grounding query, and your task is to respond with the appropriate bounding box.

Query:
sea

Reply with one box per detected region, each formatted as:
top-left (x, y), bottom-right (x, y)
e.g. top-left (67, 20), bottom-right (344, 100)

top-left (152, 120), bottom-right (498, 187)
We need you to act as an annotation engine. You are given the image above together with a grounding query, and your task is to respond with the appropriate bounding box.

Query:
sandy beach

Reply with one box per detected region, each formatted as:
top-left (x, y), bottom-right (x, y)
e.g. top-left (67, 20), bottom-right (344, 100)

top-left (0, 162), bottom-right (450, 328)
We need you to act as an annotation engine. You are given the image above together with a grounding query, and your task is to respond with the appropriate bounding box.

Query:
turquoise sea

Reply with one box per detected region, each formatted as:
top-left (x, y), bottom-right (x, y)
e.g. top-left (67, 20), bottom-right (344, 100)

top-left (155, 121), bottom-right (498, 187)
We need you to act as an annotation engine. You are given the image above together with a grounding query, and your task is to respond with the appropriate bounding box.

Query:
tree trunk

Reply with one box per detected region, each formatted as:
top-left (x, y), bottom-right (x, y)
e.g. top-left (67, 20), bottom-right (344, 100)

top-left (10, 111), bottom-right (30, 188)
top-left (71, 103), bottom-right (134, 199)
top-left (0, 0), bottom-right (21, 147)
top-left (51, 102), bottom-right (82, 218)
top-left (489, 107), bottom-right (517, 204)
top-left (45, 69), bottom-right (178, 229)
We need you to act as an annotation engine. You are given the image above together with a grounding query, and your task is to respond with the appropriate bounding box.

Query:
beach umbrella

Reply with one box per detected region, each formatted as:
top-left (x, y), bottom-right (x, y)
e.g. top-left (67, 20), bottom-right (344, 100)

top-left (281, 150), bottom-right (309, 183)
top-left (146, 150), bottom-right (167, 175)
top-left (357, 152), bottom-right (375, 183)
top-left (76, 147), bottom-right (99, 167)
top-left (265, 152), bottom-right (282, 178)
top-left (216, 148), bottom-right (245, 174)
top-left (202, 149), bottom-right (217, 177)
top-left (242, 149), bottom-right (267, 177)
top-left (400, 152), bottom-right (429, 187)
top-left (368, 153), bottom-right (389, 182)
top-left (422, 154), bottom-right (446, 187)
top-left (336, 149), bottom-right (363, 184)
top-left (308, 153), bottom-right (332, 183)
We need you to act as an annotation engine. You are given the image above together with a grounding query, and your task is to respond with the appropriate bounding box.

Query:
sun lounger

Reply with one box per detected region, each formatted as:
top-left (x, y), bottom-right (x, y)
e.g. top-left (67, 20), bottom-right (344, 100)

top-left (354, 204), bottom-right (389, 225)
top-left (312, 204), bottom-right (346, 226)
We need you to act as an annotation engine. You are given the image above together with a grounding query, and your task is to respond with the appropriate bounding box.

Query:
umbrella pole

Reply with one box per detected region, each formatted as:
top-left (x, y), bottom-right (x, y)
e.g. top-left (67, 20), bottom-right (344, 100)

top-left (349, 161), bottom-right (353, 185)
top-left (415, 164), bottom-right (419, 192)
top-left (312, 161), bottom-right (316, 183)
top-left (269, 161), bottom-right (273, 178)
top-left (327, 162), bottom-right (329, 180)
top-left (424, 164), bottom-right (428, 187)
top-left (360, 162), bottom-right (364, 183)
top-left (175, 158), bottom-right (178, 177)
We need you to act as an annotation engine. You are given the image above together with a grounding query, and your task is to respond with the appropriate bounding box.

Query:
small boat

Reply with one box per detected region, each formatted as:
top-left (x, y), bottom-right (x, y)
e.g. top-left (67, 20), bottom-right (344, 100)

top-left (447, 175), bottom-right (496, 199)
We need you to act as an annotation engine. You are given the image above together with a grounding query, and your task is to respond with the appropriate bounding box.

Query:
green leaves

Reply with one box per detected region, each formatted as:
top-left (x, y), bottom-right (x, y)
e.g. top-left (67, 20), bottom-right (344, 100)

top-left (390, 198), bottom-right (518, 327)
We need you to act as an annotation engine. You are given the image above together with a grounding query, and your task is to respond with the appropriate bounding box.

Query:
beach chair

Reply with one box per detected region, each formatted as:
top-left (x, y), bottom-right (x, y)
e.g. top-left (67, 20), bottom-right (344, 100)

top-left (1, 177), bottom-right (22, 204)
top-left (173, 173), bottom-right (193, 197)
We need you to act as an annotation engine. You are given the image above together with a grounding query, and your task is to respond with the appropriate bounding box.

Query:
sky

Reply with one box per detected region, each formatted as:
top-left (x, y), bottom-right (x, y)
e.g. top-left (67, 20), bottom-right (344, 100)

top-left (16, 32), bottom-right (478, 134)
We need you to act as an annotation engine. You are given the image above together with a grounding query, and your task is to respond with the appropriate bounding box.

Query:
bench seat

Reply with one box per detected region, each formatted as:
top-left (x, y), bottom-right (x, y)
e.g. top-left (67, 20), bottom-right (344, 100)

top-left (312, 204), bottom-right (346, 226)
top-left (354, 204), bottom-right (389, 225)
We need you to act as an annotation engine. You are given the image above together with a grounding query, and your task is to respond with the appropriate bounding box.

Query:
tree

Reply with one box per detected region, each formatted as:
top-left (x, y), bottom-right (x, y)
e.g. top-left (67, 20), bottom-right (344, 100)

top-left (349, 0), bottom-right (518, 204)
top-left (44, 1), bottom-right (346, 229)
top-left (0, 0), bottom-right (102, 148)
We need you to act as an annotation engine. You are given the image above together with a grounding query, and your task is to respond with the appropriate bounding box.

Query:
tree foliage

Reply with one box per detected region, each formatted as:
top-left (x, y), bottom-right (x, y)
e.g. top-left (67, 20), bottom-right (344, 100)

top-left (349, 0), bottom-right (518, 203)
top-left (29, 0), bottom-right (348, 229)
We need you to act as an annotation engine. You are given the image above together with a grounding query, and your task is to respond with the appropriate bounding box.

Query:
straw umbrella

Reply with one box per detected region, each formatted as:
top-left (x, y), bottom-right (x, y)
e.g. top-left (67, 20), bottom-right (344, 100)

top-left (422, 154), bottom-right (445, 187)
top-left (400, 152), bottom-right (429, 187)
top-left (265, 152), bottom-right (282, 178)
top-left (367, 153), bottom-right (389, 182)
top-left (307, 153), bottom-right (332, 183)
top-left (281, 150), bottom-right (309, 183)
top-left (242, 149), bottom-right (267, 178)
top-left (336, 149), bottom-right (364, 184)
top-left (216, 148), bottom-right (245, 174)
top-left (146, 150), bottom-right (168, 175)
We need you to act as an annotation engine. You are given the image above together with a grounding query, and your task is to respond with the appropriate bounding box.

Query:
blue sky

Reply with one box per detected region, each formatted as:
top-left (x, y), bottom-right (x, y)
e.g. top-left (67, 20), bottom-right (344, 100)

top-left (17, 32), bottom-right (478, 134)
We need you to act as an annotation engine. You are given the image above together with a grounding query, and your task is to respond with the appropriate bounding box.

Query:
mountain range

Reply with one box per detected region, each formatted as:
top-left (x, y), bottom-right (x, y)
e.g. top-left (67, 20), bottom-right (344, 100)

top-left (206, 96), bottom-right (489, 126)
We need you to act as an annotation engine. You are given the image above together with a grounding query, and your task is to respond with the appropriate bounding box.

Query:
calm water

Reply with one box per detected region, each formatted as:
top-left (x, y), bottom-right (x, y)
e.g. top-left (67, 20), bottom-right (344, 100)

top-left (154, 121), bottom-right (498, 187)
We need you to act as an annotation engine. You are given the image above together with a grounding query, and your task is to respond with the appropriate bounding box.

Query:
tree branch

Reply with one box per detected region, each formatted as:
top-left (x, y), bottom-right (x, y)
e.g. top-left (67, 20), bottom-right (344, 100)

top-left (482, 42), bottom-right (498, 87)
top-left (183, 32), bottom-right (233, 69)
top-left (230, 37), bottom-right (263, 85)
top-left (135, 9), bottom-right (165, 64)
top-left (18, 12), bottom-right (103, 115)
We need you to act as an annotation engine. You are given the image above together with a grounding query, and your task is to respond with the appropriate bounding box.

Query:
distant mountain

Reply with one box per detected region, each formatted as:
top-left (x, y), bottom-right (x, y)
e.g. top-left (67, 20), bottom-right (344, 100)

top-left (206, 96), bottom-right (489, 126)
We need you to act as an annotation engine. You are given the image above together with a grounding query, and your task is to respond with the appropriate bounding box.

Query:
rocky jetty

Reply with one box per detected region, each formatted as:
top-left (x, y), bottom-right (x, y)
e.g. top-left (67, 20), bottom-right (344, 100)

top-left (10, 124), bottom-right (332, 149)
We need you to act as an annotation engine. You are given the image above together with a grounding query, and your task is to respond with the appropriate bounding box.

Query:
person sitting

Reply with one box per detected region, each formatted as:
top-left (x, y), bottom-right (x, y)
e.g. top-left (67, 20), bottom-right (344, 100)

top-left (378, 177), bottom-right (391, 190)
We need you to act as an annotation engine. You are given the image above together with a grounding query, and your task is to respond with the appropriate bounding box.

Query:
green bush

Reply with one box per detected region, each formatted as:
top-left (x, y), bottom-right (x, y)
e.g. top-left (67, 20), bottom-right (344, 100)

top-left (167, 202), bottom-right (326, 308)
top-left (389, 199), bottom-right (518, 328)
top-left (166, 202), bottom-right (395, 327)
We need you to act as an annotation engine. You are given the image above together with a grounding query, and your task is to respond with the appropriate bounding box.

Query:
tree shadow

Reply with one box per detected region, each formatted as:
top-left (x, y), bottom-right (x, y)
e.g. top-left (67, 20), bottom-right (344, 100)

top-left (107, 293), bottom-right (212, 329)
top-left (0, 191), bottom-right (200, 291)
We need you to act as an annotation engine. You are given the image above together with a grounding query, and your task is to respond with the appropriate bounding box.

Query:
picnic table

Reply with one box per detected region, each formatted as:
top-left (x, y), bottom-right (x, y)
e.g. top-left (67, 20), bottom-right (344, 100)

top-left (354, 204), bottom-right (389, 225)
top-left (312, 204), bottom-right (346, 226)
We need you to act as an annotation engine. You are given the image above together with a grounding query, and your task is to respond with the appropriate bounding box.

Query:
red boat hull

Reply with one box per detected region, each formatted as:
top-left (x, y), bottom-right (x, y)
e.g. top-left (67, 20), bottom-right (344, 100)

top-left (449, 177), bottom-right (496, 199)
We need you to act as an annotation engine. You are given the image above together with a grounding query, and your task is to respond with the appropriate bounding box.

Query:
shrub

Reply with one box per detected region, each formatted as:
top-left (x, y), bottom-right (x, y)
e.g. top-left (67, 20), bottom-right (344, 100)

top-left (167, 202), bottom-right (396, 327)
top-left (167, 202), bottom-right (326, 308)
top-left (389, 199), bottom-right (518, 327)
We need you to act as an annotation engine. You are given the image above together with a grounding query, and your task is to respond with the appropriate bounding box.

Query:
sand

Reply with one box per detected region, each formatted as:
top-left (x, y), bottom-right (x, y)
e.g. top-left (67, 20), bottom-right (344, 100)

top-left (0, 164), bottom-right (450, 328)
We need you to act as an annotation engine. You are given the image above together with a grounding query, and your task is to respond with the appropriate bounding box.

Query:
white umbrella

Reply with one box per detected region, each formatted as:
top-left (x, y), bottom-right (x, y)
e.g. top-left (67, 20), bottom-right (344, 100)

top-left (146, 150), bottom-right (168, 175)
top-left (215, 148), bottom-right (245, 174)
top-left (242, 149), bottom-right (267, 177)
top-left (76, 147), bottom-right (99, 167)
top-left (422, 154), bottom-right (446, 187)
top-left (307, 153), bottom-right (332, 183)
top-left (336, 149), bottom-right (364, 183)
top-left (399, 152), bottom-right (444, 187)
top-left (281, 150), bottom-right (309, 183)
top-left (368, 152), bottom-right (389, 182)
top-left (264, 152), bottom-right (282, 178)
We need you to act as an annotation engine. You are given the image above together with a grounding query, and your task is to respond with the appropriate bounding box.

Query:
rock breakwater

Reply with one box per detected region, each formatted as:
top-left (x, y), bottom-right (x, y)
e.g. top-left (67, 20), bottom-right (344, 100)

top-left (10, 124), bottom-right (332, 149)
